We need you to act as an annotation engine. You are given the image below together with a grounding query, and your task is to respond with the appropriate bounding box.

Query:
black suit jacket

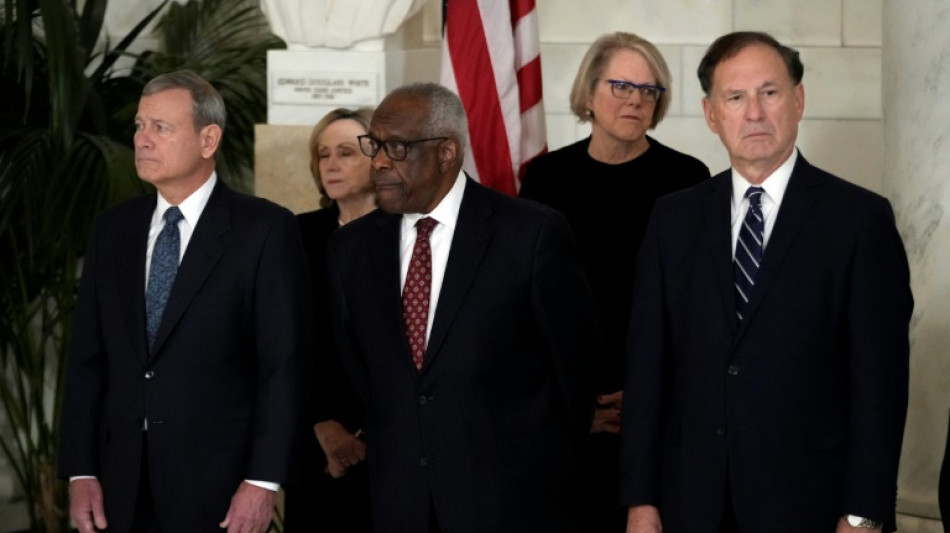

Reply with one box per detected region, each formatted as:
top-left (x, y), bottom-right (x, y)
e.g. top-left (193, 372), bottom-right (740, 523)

top-left (296, 205), bottom-right (366, 432)
top-left (59, 180), bottom-right (312, 531)
top-left (327, 178), bottom-right (599, 533)
top-left (283, 205), bottom-right (372, 532)
top-left (619, 155), bottom-right (912, 532)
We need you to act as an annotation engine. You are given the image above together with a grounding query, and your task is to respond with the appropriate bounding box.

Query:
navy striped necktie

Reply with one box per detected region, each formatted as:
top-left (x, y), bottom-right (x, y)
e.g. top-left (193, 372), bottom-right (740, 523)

top-left (146, 206), bottom-right (184, 350)
top-left (734, 187), bottom-right (764, 321)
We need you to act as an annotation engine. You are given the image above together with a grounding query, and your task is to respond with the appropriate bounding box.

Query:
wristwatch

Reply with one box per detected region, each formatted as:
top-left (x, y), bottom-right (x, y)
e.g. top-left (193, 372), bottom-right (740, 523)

top-left (843, 514), bottom-right (883, 529)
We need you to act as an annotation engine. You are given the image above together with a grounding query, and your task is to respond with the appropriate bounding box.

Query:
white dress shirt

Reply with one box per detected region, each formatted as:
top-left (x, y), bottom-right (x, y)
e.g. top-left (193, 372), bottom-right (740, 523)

top-left (730, 149), bottom-right (798, 257)
top-left (144, 173), bottom-right (216, 285)
top-left (399, 170), bottom-right (466, 344)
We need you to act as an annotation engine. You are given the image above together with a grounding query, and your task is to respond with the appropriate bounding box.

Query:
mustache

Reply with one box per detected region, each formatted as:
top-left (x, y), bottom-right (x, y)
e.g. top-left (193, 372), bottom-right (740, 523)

top-left (372, 174), bottom-right (401, 187)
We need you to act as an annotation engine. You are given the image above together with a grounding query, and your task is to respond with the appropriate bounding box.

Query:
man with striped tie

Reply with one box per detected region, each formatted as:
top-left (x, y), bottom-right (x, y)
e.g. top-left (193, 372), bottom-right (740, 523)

top-left (620, 32), bottom-right (912, 533)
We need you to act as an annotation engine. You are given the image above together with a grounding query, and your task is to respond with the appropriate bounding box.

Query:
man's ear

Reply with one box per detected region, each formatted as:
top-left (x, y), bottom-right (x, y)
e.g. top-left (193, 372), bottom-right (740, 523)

top-left (438, 138), bottom-right (461, 172)
top-left (199, 124), bottom-right (223, 159)
top-left (702, 95), bottom-right (719, 134)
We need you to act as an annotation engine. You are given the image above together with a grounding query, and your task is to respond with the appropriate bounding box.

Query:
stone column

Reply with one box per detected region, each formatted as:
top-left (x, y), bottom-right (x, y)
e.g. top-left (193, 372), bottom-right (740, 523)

top-left (884, 2), bottom-right (950, 531)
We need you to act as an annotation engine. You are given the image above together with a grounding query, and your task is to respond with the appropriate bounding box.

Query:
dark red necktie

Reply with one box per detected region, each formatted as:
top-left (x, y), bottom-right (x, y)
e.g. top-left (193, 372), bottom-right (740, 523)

top-left (403, 217), bottom-right (438, 371)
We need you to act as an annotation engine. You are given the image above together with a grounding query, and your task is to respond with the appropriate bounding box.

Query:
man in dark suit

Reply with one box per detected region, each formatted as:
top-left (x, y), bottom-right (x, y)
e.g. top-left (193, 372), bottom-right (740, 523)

top-left (326, 83), bottom-right (599, 533)
top-left (620, 32), bottom-right (912, 533)
top-left (59, 70), bottom-right (311, 532)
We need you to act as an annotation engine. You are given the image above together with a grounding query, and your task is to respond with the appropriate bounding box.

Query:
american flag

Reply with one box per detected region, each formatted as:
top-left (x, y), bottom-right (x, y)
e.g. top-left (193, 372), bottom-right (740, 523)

top-left (440, 0), bottom-right (547, 196)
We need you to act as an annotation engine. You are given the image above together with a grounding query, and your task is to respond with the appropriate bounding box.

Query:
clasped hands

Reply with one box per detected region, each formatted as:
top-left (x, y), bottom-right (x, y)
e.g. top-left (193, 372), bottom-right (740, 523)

top-left (315, 419), bottom-right (367, 478)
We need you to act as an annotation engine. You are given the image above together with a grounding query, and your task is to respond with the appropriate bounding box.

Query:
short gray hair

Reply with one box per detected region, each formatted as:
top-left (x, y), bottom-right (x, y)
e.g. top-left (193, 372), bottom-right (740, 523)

top-left (385, 83), bottom-right (468, 154)
top-left (569, 32), bottom-right (672, 128)
top-left (142, 70), bottom-right (227, 132)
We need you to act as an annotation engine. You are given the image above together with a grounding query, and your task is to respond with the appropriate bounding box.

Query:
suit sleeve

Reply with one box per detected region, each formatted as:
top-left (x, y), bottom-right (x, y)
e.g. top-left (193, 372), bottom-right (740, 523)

top-left (529, 209), bottom-right (599, 445)
top-left (297, 217), bottom-right (362, 430)
top-left (618, 204), bottom-right (668, 507)
top-left (246, 210), bottom-right (314, 483)
top-left (325, 237), bottom-right (371, 407)
top-left (841, 198), bottom-right (912, 524)
top-left (58, 222), bottom-right (107, 478)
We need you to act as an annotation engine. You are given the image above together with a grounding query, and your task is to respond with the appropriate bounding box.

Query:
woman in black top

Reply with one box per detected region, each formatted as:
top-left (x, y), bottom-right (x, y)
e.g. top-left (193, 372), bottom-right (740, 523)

top-left (284, 107), bottom-right (376, 532)
top-left (520, 32), bottom-right (710, 532)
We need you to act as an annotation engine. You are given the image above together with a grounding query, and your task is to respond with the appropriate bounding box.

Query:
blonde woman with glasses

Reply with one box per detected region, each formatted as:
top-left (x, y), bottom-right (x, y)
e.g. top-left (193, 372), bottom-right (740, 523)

top-left (519, 31), bottom-right (710, 532)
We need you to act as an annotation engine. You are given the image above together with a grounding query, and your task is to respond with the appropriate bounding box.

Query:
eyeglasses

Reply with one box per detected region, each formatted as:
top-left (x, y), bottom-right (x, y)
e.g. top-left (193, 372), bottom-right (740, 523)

top-left (357, 135), bottom-right (448, 161)
top-left (603, 79), bottom-right (666, 103)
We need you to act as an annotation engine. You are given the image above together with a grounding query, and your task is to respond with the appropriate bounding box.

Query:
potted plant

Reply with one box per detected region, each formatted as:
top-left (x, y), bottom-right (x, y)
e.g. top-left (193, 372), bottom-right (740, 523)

top-left (0, 0), bottom-right (282, 530)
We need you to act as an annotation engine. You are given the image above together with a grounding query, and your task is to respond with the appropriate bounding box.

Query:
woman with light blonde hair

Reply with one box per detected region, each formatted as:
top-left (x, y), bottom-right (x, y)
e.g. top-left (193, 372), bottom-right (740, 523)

top-left (520, 31), bottom-right (710, 531)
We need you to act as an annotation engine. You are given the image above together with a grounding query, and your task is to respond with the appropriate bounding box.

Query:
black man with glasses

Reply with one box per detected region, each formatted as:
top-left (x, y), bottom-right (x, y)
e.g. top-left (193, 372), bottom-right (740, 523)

top-left (326, 82), bottom-right (601, 533)
top-left (519, 31), bottom-right (710, 533)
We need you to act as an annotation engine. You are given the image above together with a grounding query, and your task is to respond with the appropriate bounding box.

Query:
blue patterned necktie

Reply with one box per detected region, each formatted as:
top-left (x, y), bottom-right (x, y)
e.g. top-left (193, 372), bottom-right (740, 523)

top-left (146, 206), bottom-right (184, 350)
top-left (734, 187), bottom-right (764, 321)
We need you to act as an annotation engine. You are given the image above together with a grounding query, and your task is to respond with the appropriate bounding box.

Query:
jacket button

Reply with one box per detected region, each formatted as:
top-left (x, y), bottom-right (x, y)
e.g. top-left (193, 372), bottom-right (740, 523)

top-left (727, 364), bottom-right (739, 376)
top-left (144, 370), bottom-right (155, 380)
top-left (419, 458), bottom-right (428, 467)
top-left (716, 426), bottom-right (726, 436)
top-left (418, 395), bottom-right (428, 405)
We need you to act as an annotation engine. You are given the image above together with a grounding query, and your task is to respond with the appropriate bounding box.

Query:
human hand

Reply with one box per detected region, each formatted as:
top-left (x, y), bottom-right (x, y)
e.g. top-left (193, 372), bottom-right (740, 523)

top-left (626, 504), bottom-right (662, 533)
top-left (69, 478), bottom-right (108, 533)
top-left (315, 420), bottom-right (367, 478)
top-left (591, 390), bottom-right (623, 434)
top-left (218, 481), bottom-right (276, 533)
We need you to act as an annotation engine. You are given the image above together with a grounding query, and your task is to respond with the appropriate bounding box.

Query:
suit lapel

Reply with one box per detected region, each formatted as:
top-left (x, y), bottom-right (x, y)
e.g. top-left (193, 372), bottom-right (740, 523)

top-left (150, 181), bottom-right (229, 356)
top-left (372, 212), bottom-right (418, 374)
top-left (734, 156), bottom-right (820, 342)
top-left (120, 197), bottom-right (155, 364)
top-left (704, 172), bottom-right (740, 332)
top-left (423, 179), bottom-right (492, 371)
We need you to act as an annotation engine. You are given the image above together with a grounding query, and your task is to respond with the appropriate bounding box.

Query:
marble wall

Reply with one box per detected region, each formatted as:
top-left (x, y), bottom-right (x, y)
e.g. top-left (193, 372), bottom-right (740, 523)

top-left (883, 1), bottom-right (950, 531)
top-left (533, 0), bottom-right (885, 194)
top-left (258, 0), bottom-right (886, 206)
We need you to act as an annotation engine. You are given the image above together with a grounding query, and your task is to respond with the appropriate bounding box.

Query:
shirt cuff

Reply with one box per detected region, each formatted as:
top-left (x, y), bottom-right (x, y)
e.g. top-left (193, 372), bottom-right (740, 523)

top-left (246, 479), bottom-right (279, 492)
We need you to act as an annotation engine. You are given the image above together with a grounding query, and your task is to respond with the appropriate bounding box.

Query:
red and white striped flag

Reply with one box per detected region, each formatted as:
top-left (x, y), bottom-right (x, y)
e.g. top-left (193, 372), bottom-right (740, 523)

top-left (440, 0), bottom-right (547, 196)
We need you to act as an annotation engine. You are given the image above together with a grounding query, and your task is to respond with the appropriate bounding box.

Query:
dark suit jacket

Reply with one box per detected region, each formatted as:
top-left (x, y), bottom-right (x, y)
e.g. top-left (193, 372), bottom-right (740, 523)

top-left (284, 205), bottom-right (371, 532)
top-left (296, 205), bottom-right (366, 432)
top-left (327, 178), bottom-right (599, 533)
top-left (619, 155), bottom-right (912, 532)
top-left (59, 180), bottom-right (312, 532)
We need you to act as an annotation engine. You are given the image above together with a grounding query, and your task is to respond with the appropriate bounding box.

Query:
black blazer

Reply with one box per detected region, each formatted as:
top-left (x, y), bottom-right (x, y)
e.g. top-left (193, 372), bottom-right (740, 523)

top-left (296, 205), bottom-right (365, 432)
top-left (619, 155), bottom-right (912, 532)
top-left (59, 180), bottom-right (312, 531)
top-left (327, 178), bottom-right (600, 533)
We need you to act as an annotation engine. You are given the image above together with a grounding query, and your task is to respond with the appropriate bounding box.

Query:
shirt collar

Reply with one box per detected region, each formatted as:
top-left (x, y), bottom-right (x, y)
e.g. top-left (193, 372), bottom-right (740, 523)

top-left (401, 170), bottom-right (466, 234)
top-left (731, 148), bottom-right (797, 209)
top-left (153, 172), bottom-right (217, 227)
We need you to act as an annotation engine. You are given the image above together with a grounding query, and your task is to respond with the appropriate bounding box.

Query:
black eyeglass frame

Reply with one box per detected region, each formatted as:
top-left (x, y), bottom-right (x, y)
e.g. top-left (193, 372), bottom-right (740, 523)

top-left (602, 79), bottom-right (666, 102)
top-left (357, 134), bottom-right (449, 161)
